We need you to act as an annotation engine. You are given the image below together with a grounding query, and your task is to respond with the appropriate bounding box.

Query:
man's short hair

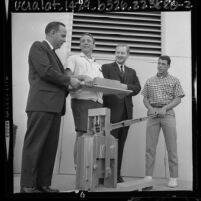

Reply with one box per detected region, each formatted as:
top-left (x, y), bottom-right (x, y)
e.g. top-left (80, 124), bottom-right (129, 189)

top-left (80, 33), bottom-right (95, 44)
top-left (116, 43), bottom-right (130, 54)
top-left (159, 55), bottom-right (171, 65)
top-left (45, 21), bottom-right (65, 34)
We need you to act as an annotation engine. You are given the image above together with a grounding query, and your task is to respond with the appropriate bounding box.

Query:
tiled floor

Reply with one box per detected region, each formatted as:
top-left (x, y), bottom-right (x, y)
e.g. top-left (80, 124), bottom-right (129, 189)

top-left (14, 173), bottom-right (192, 193)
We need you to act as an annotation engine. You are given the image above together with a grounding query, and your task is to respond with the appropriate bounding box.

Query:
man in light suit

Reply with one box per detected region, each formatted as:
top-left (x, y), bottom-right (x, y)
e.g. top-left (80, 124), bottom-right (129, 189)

top-left (101, 44), bottom-right (141, 183)
top-left (20, 22), bottom-right (81, 193)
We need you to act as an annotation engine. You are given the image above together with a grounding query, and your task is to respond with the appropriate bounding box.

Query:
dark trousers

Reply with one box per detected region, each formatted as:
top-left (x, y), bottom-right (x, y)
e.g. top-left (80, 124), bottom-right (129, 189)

top-left (111, 108), bottom-right (129, 178)
top-left (111, 126), bottom-right (129, 178)
top-left (20, 111), bottom-right (61, 187)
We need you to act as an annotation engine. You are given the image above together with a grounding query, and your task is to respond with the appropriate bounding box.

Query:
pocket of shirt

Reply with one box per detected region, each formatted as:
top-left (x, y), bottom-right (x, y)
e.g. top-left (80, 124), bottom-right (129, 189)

top-left (163, 84), bottom-right (174, 95)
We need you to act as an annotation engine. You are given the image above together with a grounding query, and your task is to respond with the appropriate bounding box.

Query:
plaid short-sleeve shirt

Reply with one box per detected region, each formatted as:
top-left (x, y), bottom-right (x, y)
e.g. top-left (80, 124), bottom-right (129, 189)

top-left (141, 73), bottom-right (185, 106)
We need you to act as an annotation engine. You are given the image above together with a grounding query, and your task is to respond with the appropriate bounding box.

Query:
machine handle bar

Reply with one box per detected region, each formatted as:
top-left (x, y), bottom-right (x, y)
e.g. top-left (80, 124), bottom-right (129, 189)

top-left (111, 114), bottom-right (158, 131)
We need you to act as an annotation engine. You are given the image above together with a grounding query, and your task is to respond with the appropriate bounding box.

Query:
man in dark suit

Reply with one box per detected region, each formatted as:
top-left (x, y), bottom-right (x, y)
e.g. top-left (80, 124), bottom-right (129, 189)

top-left (20, 21), bottom-right (81, 193)
top-left (101, 44), bottom-right (141, 183)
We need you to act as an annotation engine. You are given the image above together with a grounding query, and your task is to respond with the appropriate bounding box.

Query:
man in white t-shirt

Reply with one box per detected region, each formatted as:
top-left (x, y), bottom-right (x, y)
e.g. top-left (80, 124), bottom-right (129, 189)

top-left (65, 33), bottom-right (103, 168)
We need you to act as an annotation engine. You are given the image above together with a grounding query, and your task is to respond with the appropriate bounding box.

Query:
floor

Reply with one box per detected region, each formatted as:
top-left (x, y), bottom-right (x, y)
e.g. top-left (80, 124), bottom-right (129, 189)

top-left (13, 173), bottom-right (192, 193)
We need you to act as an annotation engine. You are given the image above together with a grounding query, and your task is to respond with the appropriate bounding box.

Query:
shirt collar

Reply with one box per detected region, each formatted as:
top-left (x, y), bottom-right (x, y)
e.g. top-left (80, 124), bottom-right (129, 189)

top-left (44, 39), bottom-right (54, 50)
top-left (80, 52), bottom-right (95, 62)
top-left (116, 62), bottom-right (125, 71)
top-left (156, 72), bottom-right (169, 78)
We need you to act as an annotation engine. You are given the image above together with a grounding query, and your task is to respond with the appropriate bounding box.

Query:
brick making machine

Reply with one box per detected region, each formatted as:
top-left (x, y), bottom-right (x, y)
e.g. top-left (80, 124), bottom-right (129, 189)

top-left (76, 107), bottom-right (156, 191)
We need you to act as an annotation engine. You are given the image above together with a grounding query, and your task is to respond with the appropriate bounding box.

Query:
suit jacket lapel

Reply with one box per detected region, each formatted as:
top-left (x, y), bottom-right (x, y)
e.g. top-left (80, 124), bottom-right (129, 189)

top-left (113, 62), bottom-right (123, 81)
top-left (113, 62), bottom-right (126, 82)
top-left (43, 41), bottom-right (64, 73)
top-left (52, 50), bottom-right (65, 73)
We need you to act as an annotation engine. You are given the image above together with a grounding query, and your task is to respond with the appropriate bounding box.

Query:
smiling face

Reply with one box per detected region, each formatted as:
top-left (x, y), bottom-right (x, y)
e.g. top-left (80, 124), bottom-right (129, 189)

top-left (115, 46), bottom-right (129, 65)
top-left (157, 58), bottom-right (170, 75)
top-left (80, 34), bottom-right (95, 56)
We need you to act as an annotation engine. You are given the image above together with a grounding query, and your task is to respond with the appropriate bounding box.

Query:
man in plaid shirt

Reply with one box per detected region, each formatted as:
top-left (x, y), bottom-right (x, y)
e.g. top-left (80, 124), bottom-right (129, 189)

top-left (141, 55), bottom-right (185, 188)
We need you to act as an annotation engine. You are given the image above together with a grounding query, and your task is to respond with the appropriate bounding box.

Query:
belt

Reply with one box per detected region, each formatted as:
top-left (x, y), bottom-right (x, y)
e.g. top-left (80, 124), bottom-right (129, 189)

top-left (72, 98), bottom-right (103, 105)
top-left (151, 104), bottom-right (166, 108)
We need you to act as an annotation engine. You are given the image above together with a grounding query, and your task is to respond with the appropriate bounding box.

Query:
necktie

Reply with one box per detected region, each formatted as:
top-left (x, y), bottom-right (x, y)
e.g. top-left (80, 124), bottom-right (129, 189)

top-left (120, 65), bottom-right (124, 73)
top-left (120, 65), bottom-right (124, 81)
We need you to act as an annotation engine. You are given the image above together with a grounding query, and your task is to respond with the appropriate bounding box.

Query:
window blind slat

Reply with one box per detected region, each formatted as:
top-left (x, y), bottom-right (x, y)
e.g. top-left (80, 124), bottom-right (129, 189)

top-left (73, 22), bottom-right (161, 29)
top-left (72, 32), bottom-right (161, 40)
top-left (71, 47), bottom-right (161, 54)
top-left (72, 40), bottom-right (161, 46)
top-left (74, 12), bottom-right (161, 20)
top-left (73, 29), bottom-right (161, 39)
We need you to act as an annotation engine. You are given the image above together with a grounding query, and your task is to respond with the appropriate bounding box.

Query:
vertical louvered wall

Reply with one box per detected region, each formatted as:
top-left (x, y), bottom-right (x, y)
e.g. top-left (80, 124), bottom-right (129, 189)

top-left (71, 12), bottom-right (161, 57)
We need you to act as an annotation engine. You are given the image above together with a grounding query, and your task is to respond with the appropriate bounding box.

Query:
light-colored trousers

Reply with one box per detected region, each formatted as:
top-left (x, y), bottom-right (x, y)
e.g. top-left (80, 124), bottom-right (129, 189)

top-left (145, 110), bottom-right (178, 178)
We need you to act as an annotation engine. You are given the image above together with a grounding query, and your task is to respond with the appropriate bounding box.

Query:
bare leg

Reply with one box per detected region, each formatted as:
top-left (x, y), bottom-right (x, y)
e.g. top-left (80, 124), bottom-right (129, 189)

top-left (73, 131), bottom-right (84, 169)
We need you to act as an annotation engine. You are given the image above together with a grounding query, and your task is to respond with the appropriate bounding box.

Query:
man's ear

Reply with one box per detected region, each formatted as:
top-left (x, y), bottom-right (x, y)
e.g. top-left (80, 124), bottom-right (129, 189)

top-left (49, 29), bottom-right (56, 37)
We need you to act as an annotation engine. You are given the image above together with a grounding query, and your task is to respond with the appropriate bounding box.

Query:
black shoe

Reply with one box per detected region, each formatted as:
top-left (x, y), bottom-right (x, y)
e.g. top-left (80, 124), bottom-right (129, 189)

top-left (38, 186), bottom-right (59, 193)
top-left (117, 176), bottom-right (124, 183)
top-left (20, 187), bottom-right (41, 193)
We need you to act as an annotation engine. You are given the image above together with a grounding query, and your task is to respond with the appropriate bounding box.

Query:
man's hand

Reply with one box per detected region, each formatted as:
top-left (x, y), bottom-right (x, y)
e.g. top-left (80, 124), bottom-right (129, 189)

top-left (79, 75), bottom-right (93, 82)
top-left (121, 83), bottom-right (127, 90)
top-left (79, 75), bottom-right (94, 87)
top-left (69, 77), bottom-right (81, 89)
top-left (157, 107), bottom-right (167, 118)
top-left (115, 93), bottom-right (126, 99)
top-left (114, 84), bottom-right (128, 98)
top-left (148, 107), bottom-right (158, 116)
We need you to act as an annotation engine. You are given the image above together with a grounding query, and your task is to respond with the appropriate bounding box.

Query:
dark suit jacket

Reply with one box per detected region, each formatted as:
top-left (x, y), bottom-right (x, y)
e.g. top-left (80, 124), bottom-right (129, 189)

top-left (102, 62), bottom-right (141, 123)
top-left (26, 41), bottom-right (70, 115)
